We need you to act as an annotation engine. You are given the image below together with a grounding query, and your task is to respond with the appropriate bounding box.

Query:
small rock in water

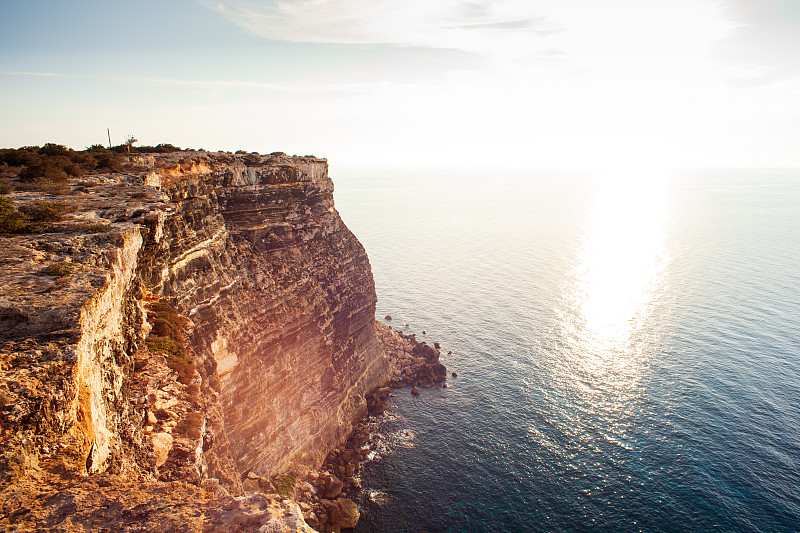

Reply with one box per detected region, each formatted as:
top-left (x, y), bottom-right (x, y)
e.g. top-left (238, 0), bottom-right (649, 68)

top-left (434, 342), bottom-right (440, 349)
top-left (411, 386), bottom-right (420, 395)
top-left (421, 330), bottom-right (426, 334)
top-left (384, 315), bottom-right (392, 320)
top-left (369, 491), bottom-right (390, 506)
top-left (442, 383), bottom-right (448, 388)
top-left (452, 372), bottom-right (457, 377)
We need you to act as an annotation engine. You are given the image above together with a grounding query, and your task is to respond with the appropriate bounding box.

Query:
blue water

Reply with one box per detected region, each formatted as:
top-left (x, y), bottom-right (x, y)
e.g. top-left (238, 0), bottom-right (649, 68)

top-left (332, 169), bottom-right (800, 532)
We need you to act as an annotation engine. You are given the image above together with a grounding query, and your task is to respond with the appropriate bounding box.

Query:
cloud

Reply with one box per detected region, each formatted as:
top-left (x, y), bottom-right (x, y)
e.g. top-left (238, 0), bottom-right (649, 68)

top-left (715, 0), bottom-right (800, 84)
top-left (206, 0), bottom-right (735, 73)
top-left (0, 71), bottom-right (64, 77)
top-left (205, 0), bottom-right (561, 63)
top-left (133, 75), bottom-right (380, 93)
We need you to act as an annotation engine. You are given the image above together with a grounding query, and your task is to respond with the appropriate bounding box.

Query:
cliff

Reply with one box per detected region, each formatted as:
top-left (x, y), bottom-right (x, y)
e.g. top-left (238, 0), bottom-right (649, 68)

top-left (0, 150), bottom-right (391, 531)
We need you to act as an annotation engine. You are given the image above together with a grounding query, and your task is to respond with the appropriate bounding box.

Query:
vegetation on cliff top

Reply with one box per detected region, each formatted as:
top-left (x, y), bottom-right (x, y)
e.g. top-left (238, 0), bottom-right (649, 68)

top-left (0, 142), bottom-right (181, 192)
top-left (0, 197), bottom-right (75, 234)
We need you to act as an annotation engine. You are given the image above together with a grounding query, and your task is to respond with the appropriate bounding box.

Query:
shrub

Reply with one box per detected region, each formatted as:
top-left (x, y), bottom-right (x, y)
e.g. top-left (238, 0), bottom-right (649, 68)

top-left (136, 143), bottom-right (181, 153)
top-left (271, 474), bottom-right (297, 497)
top-left (174, 411), bottom-right (204, 439)
top-left (41, 262), bottom-right (73, 277)
top-left (37, 143), bottom-right (71, 158)
top-left (85, 223), bottom-right (112, 233)
top-left (14, 180), bottom-right (70, 195)
top-left (94, 152), bottom-right (122, 171)
top-left (0, 147), bottom-right (41, 167)
top-left (19, 200), bottom-right (74, 222)
top-left (0, 197), bottom-right (30, 234)
top-left (0, 183), bottom-right (13, 195)
top-left (18, 163), bottom-right (69, 183)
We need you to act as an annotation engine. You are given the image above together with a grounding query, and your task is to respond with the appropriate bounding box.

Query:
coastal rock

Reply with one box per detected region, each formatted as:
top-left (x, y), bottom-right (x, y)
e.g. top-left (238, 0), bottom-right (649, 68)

top-left (322, 475), bottom-right (343, 499)
top-left (332, 497), bottom-right (360, 528)
top-left (0, 150), bottom-right (389, 531)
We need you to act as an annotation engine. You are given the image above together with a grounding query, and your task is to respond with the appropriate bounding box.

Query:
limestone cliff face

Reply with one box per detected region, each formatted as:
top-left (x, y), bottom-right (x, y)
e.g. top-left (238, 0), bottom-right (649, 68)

top-left (142, 152), bottom-right (389, 476)
top-left (0, 150), bottom-right (389, 530)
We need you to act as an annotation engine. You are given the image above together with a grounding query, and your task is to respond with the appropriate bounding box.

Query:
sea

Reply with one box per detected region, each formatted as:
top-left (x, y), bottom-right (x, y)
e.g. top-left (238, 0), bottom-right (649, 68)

top-left (332, 168), bottom-right (800, 533)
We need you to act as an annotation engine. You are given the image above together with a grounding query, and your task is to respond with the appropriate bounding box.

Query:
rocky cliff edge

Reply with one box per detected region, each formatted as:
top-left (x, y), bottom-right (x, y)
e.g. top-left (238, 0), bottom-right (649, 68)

top-left (0, 150), bottom-right (390, 531)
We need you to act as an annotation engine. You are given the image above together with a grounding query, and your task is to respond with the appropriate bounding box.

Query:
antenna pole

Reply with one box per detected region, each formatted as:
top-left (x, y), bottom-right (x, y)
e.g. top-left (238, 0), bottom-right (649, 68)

top-left (107, 128), bottom-right (111, 149)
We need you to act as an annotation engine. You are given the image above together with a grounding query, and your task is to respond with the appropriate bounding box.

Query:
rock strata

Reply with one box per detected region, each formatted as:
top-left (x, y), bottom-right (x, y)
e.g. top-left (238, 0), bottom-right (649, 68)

top-left (0, 149), bottom-right (391, 531)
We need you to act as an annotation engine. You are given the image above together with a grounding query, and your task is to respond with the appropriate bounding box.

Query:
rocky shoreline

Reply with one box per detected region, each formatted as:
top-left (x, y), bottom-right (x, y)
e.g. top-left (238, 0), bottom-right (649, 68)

top-left (259, 320), bottom-right (449, 532)
top-left (376, 321), bottom-right (448, 389)
top-left (0, 144), bottom-right (450, 532)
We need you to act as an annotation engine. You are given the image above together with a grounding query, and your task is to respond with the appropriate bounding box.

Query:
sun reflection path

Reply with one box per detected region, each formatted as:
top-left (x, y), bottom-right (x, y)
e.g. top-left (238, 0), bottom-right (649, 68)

top-left (567, 169), bottom-right (670, 360)
top-left (528, 168), bottom-right (672, 472)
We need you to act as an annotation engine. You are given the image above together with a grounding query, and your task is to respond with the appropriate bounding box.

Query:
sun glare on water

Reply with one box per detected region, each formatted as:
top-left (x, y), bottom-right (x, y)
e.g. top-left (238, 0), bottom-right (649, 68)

top-left (562, 167), bottom-right (671, 369)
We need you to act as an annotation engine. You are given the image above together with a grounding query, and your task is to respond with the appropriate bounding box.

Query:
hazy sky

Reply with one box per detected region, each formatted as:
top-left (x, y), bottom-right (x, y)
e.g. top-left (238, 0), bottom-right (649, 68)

top-left (1, 0), bottom-right (798, 171)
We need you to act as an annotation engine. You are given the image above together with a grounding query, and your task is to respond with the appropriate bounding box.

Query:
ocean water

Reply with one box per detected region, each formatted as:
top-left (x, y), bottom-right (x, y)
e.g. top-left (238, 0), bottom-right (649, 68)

top-left (332, 168), bottom-right (800, 533)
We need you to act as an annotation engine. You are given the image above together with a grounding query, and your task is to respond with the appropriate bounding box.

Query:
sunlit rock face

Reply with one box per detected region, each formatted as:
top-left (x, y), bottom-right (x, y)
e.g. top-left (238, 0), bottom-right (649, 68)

top-left (0, 150), bottom-right (388, 529)
top-left (142, 152), bottom-right (389, 476)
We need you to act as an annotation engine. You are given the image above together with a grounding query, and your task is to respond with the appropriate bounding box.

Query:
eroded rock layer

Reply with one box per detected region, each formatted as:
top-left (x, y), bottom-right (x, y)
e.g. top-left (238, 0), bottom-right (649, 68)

top-left (0, 150), bottom-right (389, 530)
top-left (142, 153), bottom-right (389, 476)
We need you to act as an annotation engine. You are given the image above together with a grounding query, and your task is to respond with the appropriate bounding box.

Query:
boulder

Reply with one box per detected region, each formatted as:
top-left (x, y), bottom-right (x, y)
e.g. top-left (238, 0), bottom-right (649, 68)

top-left (374, 387), bottom-right (392, 399)
top-left (335, 498), bottom-right (360, 528)
top-left (368, 491), bottom-right (390, 506)
top-left (421, 344), bottom-right (439, 362)
top-left (151, 432), bottom-right (173, 467)
top-left (242, 477), bottom-right (261, 494)
top-left (411, 386), bottom-right (420, 395)
top-left (304, 511), bottom-right (321, 530)
top-left (322, 475), bottom-right (343, 499)
top-left (328, 502), bottom-right (341, 524)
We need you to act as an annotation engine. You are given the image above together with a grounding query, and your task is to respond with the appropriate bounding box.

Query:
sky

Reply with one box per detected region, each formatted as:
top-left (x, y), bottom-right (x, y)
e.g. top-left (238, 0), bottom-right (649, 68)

top-left (0, 0), bottom-right (798, 171)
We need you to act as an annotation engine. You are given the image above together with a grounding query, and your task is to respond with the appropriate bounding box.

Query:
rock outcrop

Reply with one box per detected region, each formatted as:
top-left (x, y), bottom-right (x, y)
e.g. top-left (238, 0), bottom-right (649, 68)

top-left (0, 150), bottom-right (390, 530)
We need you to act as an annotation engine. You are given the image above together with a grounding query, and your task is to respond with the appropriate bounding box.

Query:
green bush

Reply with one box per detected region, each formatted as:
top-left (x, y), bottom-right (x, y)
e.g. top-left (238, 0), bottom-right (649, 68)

top-left (85, 223), bottom-right (112, 233)
top-left (271, 473), bottom-right (297, 497)
top-left (0, 183), bottom-right (13, 195)
top-left (0, 197), bottom-right (30, 233)
top-left (37, 143), bottom-right (71, 158)
top-left (14, 180), bottom-right (70, 195)
top-left (136, 143), bottom-right (181, 153)
top-left (41, 262), bottom-right (72, 277)
top-left (18, 163), bottom-right (69, 183)
top-left (19, 200), bottom-right (74, 222)
top-left (94, 152), bottom-right (122, 171)
top-left (0, 147), bottom-right (41, 167)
